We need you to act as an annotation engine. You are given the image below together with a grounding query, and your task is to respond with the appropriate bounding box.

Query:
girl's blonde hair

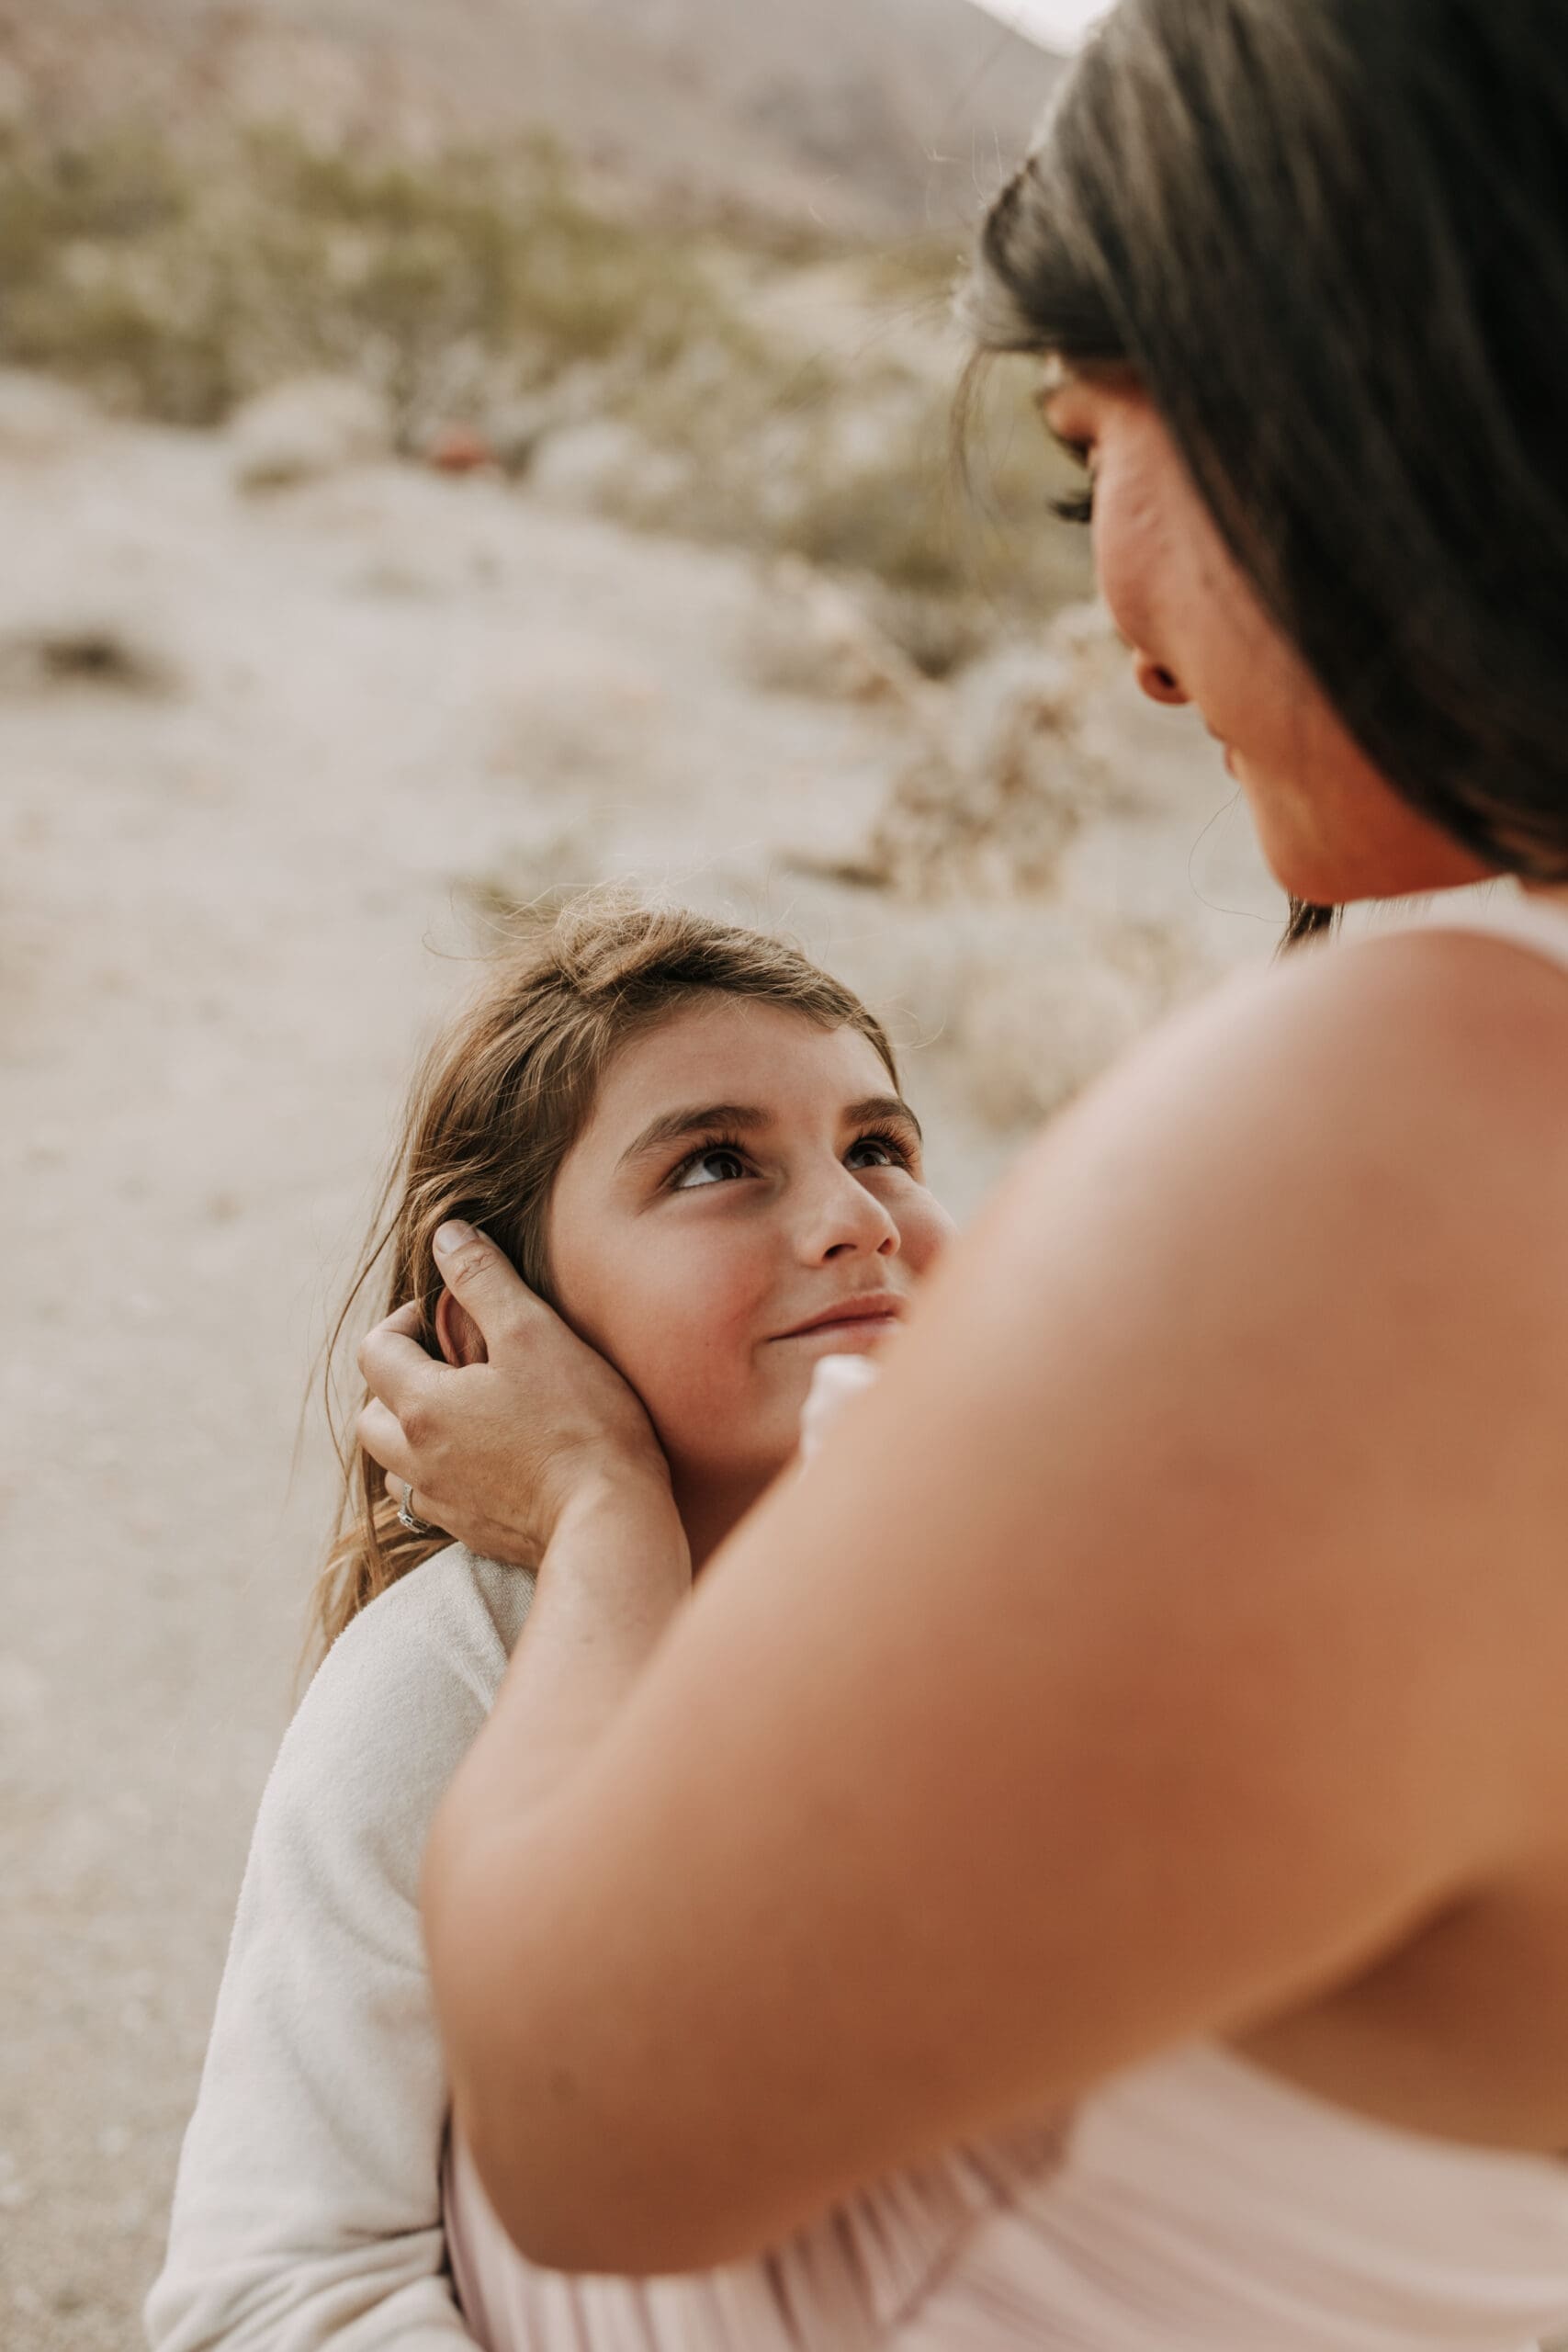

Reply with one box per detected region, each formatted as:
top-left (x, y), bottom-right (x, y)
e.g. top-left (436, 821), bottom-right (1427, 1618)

top-left (312, 892), bottom-right (899, 1663)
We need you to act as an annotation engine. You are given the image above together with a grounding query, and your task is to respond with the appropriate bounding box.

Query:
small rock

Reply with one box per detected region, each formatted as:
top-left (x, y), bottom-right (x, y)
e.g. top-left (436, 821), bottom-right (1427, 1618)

top-left (230, 376), bottom-right (393, 493)
top-left (0, 369), bottom-right (98, 463)
top-left (0, 620), bottom-right (175, 698)
top-left (423, 424), bottom-right (497, 477)
top-left (526, 420), bottom-right (638, 508)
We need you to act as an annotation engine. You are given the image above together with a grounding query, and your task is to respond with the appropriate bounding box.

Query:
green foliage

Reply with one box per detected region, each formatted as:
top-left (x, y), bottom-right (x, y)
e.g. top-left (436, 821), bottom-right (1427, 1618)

top-left (0, 122), bottom-right (1089, 619)
top-left (0, 128), bottom-right (728, 427)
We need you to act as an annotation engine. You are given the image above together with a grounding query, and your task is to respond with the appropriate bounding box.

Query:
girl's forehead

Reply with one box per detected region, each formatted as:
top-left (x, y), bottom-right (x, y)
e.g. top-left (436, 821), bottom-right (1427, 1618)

top-left (588, 1000), bottom-right (892, 1131)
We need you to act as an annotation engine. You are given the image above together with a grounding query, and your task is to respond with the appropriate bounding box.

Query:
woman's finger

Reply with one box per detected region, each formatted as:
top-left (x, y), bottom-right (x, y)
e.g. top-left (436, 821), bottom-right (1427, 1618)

top-left (432, 1221), bottom-right (544, 1354)
top-left (356, 1395), bottom-right (418, 1484)
top-left (358, 1307), bottom-right (440, 1410)
top-left (383, 1467), bottom-right (445, 1536)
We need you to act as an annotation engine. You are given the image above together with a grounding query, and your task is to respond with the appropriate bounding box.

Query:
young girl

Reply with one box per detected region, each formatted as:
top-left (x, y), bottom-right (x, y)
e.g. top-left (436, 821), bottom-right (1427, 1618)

top-left (146, 896), bottom-right (1059, 2352)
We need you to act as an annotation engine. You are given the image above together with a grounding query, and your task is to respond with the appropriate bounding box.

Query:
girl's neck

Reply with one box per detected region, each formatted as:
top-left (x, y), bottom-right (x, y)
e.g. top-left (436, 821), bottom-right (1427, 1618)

top-left (673, 1470), bottom-right (774, 1575)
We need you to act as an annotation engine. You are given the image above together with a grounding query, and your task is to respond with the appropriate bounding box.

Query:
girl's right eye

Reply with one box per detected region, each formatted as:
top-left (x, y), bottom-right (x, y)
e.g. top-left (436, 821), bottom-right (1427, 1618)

top-left (670, 1145), bottom-right (750, 1191)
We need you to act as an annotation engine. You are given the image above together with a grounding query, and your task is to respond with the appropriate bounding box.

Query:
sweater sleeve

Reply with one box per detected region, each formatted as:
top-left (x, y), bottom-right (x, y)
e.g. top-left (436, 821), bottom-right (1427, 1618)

top-left (145, 1551), bottom-right (530, 2352)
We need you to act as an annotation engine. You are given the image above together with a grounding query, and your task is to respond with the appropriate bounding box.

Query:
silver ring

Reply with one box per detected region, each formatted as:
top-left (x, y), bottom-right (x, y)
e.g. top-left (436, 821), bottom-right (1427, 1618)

top-left (397, 1481), bottom-right (435, 1535)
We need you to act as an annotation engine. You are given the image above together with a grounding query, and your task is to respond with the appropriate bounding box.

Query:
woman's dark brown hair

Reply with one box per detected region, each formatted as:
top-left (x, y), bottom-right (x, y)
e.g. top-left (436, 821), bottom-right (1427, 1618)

top-left (966, 0), bottom-right (1568, 938)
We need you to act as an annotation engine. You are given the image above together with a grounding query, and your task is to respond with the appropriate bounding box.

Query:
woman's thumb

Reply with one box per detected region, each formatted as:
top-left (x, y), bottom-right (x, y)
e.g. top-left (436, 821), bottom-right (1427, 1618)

top-left (432, 1221), bottom-right (529, 1344)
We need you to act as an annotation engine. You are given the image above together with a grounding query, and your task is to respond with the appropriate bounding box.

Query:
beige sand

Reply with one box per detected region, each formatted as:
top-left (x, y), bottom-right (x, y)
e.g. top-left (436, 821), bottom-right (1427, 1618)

top-left (0, 379), bottom-right (1278, 2348)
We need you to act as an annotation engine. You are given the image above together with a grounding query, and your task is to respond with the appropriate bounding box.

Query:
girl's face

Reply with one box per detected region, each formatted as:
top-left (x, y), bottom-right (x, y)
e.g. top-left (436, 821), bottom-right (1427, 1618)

top-left (545, 998), bottom-right (953, 1547)
top-left (1043, 373), bottom-right (1495, 906)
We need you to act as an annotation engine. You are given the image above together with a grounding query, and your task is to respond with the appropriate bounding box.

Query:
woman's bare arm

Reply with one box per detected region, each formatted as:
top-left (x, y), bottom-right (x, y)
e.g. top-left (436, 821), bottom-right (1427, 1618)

top-left (424, 1468), bottom-right (690, 1894)
top-left (418, 933), bottom-right (1568, 2273)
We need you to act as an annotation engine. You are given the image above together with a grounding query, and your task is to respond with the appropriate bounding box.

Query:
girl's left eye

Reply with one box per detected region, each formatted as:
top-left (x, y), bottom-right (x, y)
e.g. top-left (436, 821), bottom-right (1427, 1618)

top-left (671, 1145), bottom-right (750, 1190)
top-left (846, 1133), bottom-right (909, 1171)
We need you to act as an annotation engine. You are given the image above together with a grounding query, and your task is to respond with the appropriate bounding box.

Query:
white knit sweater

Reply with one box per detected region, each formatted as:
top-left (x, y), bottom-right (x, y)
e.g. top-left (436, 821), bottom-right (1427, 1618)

top-left (145, 1547), bottom-right (535, 2352)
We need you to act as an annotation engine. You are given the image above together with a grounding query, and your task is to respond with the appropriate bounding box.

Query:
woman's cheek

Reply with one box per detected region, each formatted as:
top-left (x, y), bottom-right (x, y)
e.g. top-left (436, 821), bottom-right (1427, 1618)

top-left (1088, 477), bottom-right (1161, 671)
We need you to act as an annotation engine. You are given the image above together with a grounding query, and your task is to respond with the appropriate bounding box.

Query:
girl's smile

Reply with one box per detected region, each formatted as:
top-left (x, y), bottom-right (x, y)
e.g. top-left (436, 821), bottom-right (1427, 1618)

top-left (768, 1294), bottom-right (905, 1350)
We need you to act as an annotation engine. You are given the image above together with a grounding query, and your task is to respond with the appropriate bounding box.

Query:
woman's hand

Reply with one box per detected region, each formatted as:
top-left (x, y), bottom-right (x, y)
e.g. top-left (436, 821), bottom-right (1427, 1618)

top-left (356, 1221), bottom-right (673, 1566)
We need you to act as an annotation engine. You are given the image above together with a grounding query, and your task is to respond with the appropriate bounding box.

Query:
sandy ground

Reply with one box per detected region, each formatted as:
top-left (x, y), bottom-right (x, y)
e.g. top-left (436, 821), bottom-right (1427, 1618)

top-left (0, 380), bottom-right (1280, 2348)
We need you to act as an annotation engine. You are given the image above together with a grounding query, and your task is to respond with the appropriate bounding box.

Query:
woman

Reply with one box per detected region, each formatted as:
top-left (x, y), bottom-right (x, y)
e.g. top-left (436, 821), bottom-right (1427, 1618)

top-left (358, 2), bottom-right (1568, 2343)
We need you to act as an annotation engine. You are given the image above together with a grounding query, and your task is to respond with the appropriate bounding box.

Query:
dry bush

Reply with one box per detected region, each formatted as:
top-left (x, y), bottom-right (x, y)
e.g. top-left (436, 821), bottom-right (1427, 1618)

top-left (0, 122), bottom-right (1091, 621)
top-left (610, 340), bottom-right (1091, 618)
top-left (948, 899), bottom-right (1223, 1128)
top-left (734, 559), bottom-right (921, 704)
top-left (0, 367), bottom-right (97, 459)
top-left (855, 609), bottom-right (1126, 899)
top-left (0, 127), bottom-right (728, 434)
top-left (0, 620), bottom-right (176, 695)
top-left (958, 949), bottom-right (1153, 1126)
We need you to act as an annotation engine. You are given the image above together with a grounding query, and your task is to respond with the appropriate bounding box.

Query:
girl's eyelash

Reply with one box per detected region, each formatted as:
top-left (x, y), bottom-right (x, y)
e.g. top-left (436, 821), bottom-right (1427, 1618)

top-left (667, 1132), bottom-right (750, 1185)
top-left (850, 1121), bottom-right (918, 1170)
top-left (666, 1122), bottom-right (917, 1186)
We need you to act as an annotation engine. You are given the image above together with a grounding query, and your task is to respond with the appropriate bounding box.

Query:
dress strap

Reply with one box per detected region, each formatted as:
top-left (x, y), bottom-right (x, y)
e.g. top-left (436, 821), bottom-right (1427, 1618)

top-left (1378, 879), bottom-right (1568, 976)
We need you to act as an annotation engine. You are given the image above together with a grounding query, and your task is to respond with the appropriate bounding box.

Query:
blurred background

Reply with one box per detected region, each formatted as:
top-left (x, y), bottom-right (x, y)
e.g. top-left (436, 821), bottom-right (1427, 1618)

top-left (0, 3), bottom-right (1283, 2344)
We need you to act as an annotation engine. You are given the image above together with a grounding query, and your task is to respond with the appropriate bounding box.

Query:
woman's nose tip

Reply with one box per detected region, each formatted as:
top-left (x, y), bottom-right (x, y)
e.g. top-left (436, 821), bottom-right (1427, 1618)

top-left (1133, 652), bottom-right (1189, 707)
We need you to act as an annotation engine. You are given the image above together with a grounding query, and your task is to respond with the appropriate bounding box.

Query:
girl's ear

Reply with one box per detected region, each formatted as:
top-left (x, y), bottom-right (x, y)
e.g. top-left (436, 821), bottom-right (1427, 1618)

top-left (435, 1285), bottom-right (489, 1368)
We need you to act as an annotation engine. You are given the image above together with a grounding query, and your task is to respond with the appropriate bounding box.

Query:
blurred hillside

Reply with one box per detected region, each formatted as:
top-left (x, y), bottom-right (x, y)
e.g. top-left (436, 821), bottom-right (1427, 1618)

top-left (0, 0), bottom-right (1063, 237)
top-left (0, 119), bottom-right (1098, 655)
top-left (0, 0), bottom-right (1077, 654)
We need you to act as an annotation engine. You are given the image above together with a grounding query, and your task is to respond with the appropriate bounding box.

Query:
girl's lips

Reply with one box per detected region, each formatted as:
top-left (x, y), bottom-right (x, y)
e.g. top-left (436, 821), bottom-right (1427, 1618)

top-left (772, 1299), bottom-right (904, 1343)
top-left (777, 1317), bottom-right (898, 1356)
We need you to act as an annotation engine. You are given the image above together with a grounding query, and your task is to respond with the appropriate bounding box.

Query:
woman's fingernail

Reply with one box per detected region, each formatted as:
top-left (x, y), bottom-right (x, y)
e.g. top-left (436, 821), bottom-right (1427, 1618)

top-left (434, 1219), bottom-right (479, 1259)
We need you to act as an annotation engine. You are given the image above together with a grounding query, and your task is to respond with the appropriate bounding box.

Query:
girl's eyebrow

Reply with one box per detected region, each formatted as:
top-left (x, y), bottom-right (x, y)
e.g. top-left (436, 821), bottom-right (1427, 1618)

top-left (618, 1103), bottom-right (767, 1169)
top-left (847, 1094), bottom-right (922, 1143)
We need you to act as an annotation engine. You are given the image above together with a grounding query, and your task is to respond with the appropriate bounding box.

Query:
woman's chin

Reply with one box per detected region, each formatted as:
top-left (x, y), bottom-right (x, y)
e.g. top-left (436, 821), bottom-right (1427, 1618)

top-left (1246, 760), bottom-right (1496, 908)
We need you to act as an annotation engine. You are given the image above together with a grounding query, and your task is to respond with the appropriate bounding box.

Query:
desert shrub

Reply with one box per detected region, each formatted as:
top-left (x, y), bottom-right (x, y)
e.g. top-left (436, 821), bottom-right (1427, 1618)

top-left (0, 120), bottom-right (1090, 616)
top-left (0, 128), bottom-right (730, 429)
top-left (0, 621), bottom-right (175, 695)
top-left (604, 326), bottom-right (1089, 615)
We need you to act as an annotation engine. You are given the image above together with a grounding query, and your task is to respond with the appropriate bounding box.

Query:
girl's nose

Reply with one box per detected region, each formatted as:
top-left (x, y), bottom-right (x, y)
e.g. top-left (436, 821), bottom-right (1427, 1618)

top-left (1134, 651), bottom-right (1190, 707)
top-left (801, 1168), bottom-right (900, 1263)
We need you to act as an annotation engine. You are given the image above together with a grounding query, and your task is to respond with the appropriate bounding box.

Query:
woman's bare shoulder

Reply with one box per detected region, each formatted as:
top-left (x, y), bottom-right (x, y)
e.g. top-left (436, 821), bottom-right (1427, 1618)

top-left (986, 920), bottom-right (1568, 1491)
top-left (1001, 919), bottom-right (1568, 1331)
